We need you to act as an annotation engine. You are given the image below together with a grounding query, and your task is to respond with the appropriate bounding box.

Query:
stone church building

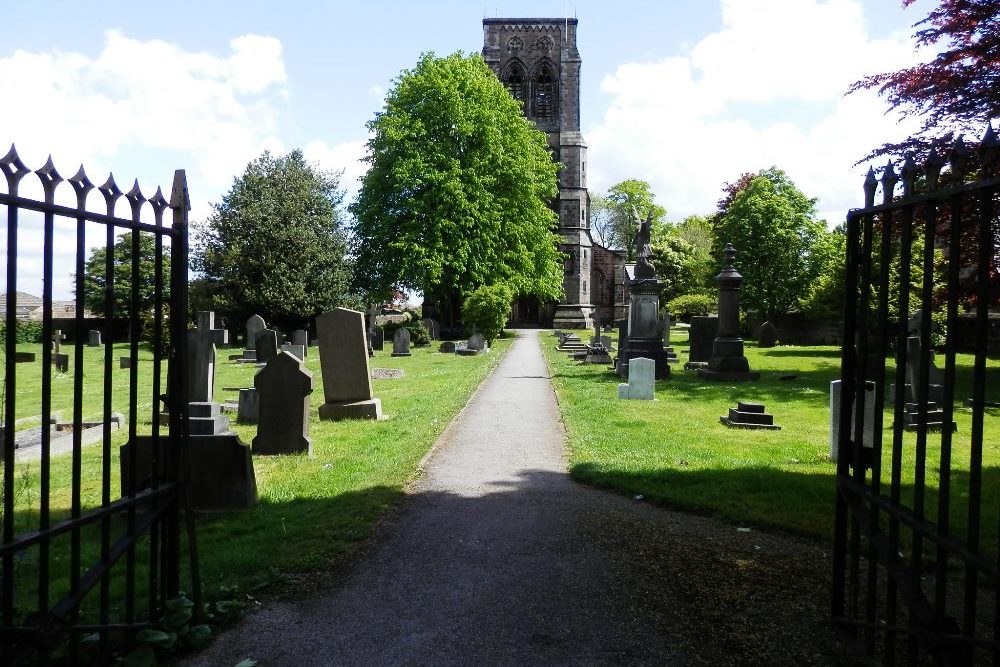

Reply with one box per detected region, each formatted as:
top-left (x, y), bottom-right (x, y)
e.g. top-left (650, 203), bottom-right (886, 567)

top-left (483, 17), bottom-right (626, 329)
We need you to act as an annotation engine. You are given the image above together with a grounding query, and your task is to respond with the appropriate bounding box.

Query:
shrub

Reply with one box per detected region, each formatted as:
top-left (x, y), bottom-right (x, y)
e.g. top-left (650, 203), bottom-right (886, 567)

top-left (0, 320), bottom-right (43, 345)
top-left (462, 284), bottom-right (514, 345)
top-left (383, 319), bottom-right (430, 346)
top-left (666, 293), bottom-right (715, 321)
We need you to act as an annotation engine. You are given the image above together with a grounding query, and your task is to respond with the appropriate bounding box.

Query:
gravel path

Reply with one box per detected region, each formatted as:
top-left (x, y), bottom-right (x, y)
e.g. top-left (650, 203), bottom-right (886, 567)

top-left (187, 329), bottom-right (852, 666)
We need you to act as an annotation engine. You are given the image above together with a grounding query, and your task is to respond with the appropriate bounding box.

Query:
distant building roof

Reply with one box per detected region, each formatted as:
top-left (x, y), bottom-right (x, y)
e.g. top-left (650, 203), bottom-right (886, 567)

top-left (0, 291), bottom-right (43, 320)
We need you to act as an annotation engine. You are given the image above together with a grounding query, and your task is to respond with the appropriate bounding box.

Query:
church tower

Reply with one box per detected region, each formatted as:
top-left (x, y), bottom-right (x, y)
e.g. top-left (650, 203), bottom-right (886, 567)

top-left (483, 17), bottom-right (593, 329)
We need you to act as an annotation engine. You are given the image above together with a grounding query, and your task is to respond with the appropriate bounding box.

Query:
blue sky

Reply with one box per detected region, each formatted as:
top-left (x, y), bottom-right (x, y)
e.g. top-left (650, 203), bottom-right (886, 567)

top-left (2, 0), bottom-right (934, 299)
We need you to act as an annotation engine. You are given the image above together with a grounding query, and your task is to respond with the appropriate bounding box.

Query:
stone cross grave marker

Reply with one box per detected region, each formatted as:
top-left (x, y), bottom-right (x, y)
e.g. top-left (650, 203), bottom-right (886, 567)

top-left (392, 328), bottom-right (411, 357)
top-left (197, 311), bottom-right (229, 346)
top-left (253, 351), bottom-right (313, 455)
top-left (187, 323), bottom-right (217, 404)
top-left (255, 329), bottom-right (279, 364)
top-left (618, 357), bottom-right (655, 400)
top-left (52, 330), bottom-right (69, 372)
top-left (316, 308), bottom-right (383, 420)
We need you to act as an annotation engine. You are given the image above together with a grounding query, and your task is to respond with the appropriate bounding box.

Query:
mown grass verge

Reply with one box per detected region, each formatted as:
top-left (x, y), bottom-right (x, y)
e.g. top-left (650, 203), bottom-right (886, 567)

top-left (541, 327), bottom-right (1000, 551)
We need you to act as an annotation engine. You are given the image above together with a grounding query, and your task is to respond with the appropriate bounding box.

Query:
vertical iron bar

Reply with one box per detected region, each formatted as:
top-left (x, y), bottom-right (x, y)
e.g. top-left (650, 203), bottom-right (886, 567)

top-left (68, 166), bottom-right (92, 664)
top-left (888, 186), bottom-right (913, 666)
top-left (149, 192), bottom-right (166, 620)
top-left (37, 158), bottom-right (62, 665)
top-left (125, 186), bottom-right (143, 627)
top-left (1, 149), bottom-right (26, 656)
top-left (833, 205), bottom-right (863, 622)
top-left (962, 184), bottom-right (992, 638)
top-left (935, 188), bottom-right (962, 633)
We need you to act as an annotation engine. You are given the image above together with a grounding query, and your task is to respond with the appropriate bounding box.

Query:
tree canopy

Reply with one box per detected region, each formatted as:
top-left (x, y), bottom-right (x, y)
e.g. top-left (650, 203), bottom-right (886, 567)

top-left (349, 52), bottom-right (564, 322)
top-left (849, 0), bottom-right (999, 160)
top-left (193, 150), bottom-right (354, 330)
top-left (713, 167), bottom-right (828, 320)
top-left (81, 231), bottom-right (169, 319)
top-left (590, 179), bottom-right (667, 260)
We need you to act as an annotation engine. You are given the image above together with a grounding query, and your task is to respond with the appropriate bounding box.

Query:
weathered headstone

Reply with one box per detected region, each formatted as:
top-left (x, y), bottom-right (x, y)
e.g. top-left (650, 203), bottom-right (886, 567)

top-left (241, 314), bottom-right (266, 361)
top-left (119, 356), bottom-right (132, 370)
top-left (253, 351), bottom-right (313, 455)
top-left (617, 357), bottom-right (655, 400)
top-left (699, 244), bottom-right (759, 381)
top-left (87, 330), bottom-right (102, 347)
top-left (468, 333), bottom-right (488, 352)
top-left (237, 388), bottom-right (259, 424)
top-left (422, 318), bottom-right (440, 340)
top-left (280, 343), bottom-right (306, 360)
top-left (439, 341), bottom-right (457, 353)
top-left (392, 328), bottom-right (412, 357)
top-left (316, 308), bottom-right (383, 420)
top-left (687, 316), bottom-right (718, 366)
top-left (254, 329), bottom-right (279, 364)
top-left (758, 321), bottom-right (779, 348)
top-left (55, 354), bottom-right (69, 373)
top-left (830, 380), bottom-right (875, 462)
top-left (197, 311), bottom-right (229, 346)
top-left (291, 329), bottom-right (309, 355)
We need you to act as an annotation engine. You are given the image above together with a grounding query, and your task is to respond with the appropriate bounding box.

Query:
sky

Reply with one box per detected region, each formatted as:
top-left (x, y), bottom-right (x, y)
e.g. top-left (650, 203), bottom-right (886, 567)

top-left (1, 0), bottom-right (936, 300)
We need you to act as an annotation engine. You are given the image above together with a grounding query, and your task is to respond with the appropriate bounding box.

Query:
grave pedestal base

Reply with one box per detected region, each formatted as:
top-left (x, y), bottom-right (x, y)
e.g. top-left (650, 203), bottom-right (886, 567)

top-left (319, 398), bottom-right (382, 421)
top-left (120, 434), bottom-right (257, 511)
top-left (552, 303), bottom-right (594, 330)
top-left (617, 338), bottom-right (670, 380)
top-left (698, 336), bottom-right (759, 381)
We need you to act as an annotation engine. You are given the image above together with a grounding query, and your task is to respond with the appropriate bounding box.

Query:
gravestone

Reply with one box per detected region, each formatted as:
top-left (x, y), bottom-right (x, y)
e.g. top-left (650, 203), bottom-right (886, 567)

top-left (253, 351), bottom-right (313, 455)
top-left (237, 388), bottom-right (259, 424)
top-left (242, 314), bottom-right (266, 361)
top-left (468, 333), bottom-right (488, 352)
top-left (316, 308), bottom-right (383, 420)
top-left (119, 357), bottom-right (132, 370)
top-left (392, 328), bottom-right (412, 357)
top-left (687, 316), bottom-right (718, 365)
top-left (197, 311), bottom-right (228, 346)
top-left (439, 341), bottom-right (457, 353)
top-left (88, 330), bottom-right (102, 347)
top-left (661, 312), bottom-right (671, 345)
top-left (699, 244), bottom-right (759, 381)
top-left (830, 380), bottom-right (876, 462)
top-left (254, 329), bottom-right (279, 364)
top-left (720, 401), bottom-right (780, 430)
top-left (758, 321), bottom-right (779, 348)
top-left (613, 319), bottom-right (629, 375)
top-left (52, 330), bottom-right (66, 353)
top-left (123, 315), bottom-right (256, 510)
top-left (14, 352), bottom-right (35, 363)
top-left (55, 354), bottom-right (69, 373)
top-left (422, 318), bottom-right (440, 340)
top-left (280, 343), bottom-right (306, 360)
top-left (904, 335), bottom-right (944, 403)
top-left (291, 329), bottom-right (309, 355)
top-left (619, 212), bottom-right (669, 380)
top-left (617, 357), bottom-right (655, 400)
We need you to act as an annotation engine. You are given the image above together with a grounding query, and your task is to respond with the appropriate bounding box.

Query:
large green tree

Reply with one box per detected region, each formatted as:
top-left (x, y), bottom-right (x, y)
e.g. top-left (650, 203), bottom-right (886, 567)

top-left (193, 150), bottom-right (354, 330)
top-left (350, 52), bottom-right (563, 324)
top-left (713, 167), bottom-right (827, 320)
top-left (81, 231), bottom-right (169, 319)
top-left (590, 179), bottom-right (667, 259)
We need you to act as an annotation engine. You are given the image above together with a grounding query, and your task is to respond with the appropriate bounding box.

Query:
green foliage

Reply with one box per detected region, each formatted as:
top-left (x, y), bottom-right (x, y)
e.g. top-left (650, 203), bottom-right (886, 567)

top-left (667, 293), bottom-right (715, 320)
top-left (82, 232), bottom-right (170, 320)
top-left (121, 591), bottom-right (244, 665)
top-left (801, 227), bottom-right (847, 321)
top-left (383, 319), bottom-right (430, 346)
top-left (713, 167), bottom-right (827, 319)
top-left (649, 233), bottom-right (698, 303)
top-left (670, 214), bottom-right (718, 291)
top-left (350, 52), bottom-right (564, 309)
top-left (591, 179), bottom-right (667, 258)
top-left (462, 284), bottom-right (514, 344)
top-left (194, 150), bottom-right (354, 331)
top-left (0, 320), bottom-right (43, 345)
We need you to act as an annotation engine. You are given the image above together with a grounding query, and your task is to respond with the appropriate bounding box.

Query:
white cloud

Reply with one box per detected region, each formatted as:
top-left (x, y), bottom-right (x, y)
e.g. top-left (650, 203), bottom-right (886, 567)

top-left (0, 30), bottom-right (289, 298)
top-left (303, 138), bottom-right (369, 203)
top-left (587, 0), bottom-right (925, 226)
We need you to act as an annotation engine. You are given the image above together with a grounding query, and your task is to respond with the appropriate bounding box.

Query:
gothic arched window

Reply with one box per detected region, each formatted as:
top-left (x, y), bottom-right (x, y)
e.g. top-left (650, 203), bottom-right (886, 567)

top-left (504, 62), bottom-right (526, 105)
top-left (534, 62), bottom-right (557, 119)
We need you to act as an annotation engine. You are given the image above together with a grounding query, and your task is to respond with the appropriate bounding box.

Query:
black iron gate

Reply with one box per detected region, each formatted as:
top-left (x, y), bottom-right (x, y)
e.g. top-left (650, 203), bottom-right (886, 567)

top-left (0, 146), bottom-right (196, 663)
top-left (833, 127), bottom-right (999, 664)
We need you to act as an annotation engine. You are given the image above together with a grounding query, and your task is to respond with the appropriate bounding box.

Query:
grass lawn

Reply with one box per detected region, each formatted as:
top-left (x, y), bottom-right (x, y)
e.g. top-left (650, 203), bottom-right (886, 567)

top-left (4, 336), bottom-right (511, 623)
top-left (542, 326), bottom-right (1000, 554)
